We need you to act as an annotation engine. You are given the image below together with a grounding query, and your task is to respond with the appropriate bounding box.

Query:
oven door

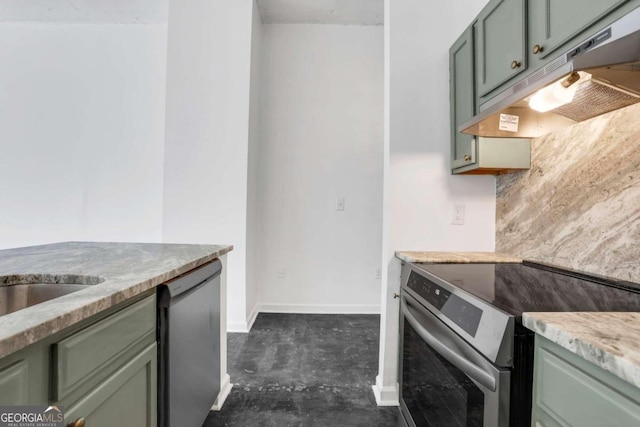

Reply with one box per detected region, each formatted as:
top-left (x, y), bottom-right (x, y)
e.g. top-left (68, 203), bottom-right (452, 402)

top-left (399, 292), bottom-right (510, 427)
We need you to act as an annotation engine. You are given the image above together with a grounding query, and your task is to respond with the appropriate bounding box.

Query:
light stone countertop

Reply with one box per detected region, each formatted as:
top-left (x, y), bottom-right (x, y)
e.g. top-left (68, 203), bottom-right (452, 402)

top-left (523, 312), bottom-right (640, 388)
top-left (395, 251), bottom-right (522, 264)
top-left (0, 241), bottom-right (232, 358)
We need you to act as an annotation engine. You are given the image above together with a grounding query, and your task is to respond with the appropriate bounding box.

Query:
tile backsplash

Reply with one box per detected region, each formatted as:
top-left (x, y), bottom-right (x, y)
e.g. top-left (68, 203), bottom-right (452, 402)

top-left (496, 103), bottom-right (640, 283)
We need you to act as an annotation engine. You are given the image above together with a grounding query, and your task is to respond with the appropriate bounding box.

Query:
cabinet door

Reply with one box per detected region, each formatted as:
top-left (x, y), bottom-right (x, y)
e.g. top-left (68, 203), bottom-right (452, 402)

top-left (475, 0), bottom-right (527, 98)
top-left (64, 343), bottom-right (157, 427)
top-left (53, 295), bottom-right (156, 401)
top-left (450, 27), bottom-right (477, 171)
top-left (0, 345), bottom-right (49, 406)
top-left (532, 336), bottom-right (640, 427)
top-left (529, 0), bottom-right (629, 61)
top-left (0, 361), bottom-right (29, 405)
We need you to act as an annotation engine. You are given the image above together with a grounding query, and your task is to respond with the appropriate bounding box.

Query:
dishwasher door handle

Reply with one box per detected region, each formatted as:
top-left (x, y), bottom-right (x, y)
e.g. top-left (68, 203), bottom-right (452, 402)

top-left (402, 295), bottom-right (498, 392)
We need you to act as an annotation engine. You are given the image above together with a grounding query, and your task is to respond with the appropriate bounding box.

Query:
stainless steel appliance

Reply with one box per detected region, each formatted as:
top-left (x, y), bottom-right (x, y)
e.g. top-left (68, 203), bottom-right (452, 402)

top-left (157, 259), bottom-right (222, 427)
top-left (398, 261), bottom-right (640, 427)
top-left (0, 283), bottom-right (91, 316)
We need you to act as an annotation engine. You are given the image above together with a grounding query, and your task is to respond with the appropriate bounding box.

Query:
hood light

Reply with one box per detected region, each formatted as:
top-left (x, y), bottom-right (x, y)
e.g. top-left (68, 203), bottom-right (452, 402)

top-left (528, 72), bottom-right (587, 112)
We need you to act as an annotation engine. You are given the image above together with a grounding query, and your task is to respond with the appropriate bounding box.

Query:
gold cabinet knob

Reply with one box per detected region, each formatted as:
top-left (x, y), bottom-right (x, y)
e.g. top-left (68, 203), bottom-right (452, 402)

top-left (510, 60), bottom-right (522, 69)
top-left (67, 418), bottom-right (85, 427)
top-left (532, 44), bottom-right (544, 54)
top-left (393, 293), bottom-right (400, 299)
top-left (464, 155), bottom-right (472, 162)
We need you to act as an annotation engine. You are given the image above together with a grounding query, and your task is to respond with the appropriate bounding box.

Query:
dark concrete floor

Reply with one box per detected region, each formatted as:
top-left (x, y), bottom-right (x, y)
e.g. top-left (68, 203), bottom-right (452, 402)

top-left (203, 313), bottom-right (399, 427)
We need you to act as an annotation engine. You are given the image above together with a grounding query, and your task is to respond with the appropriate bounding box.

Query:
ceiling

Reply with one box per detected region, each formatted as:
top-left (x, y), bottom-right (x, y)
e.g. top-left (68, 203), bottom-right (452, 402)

top-left (0, 0), bottom-right (168, 23)
top-left (256, 0), bottom-right (383, 25)
top-left (0, 0), bottom-right (382, 26)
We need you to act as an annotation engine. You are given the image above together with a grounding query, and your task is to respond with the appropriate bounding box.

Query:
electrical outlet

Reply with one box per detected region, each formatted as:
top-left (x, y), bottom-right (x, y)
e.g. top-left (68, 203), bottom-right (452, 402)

top-left (452, 204), bottom-right (465, 225)
top-left (376, 268), bottom-right (382, 279)
top-left (336, 198), bottom-right (345, 211)
top-left (277, 268), bottom-right (286, 278)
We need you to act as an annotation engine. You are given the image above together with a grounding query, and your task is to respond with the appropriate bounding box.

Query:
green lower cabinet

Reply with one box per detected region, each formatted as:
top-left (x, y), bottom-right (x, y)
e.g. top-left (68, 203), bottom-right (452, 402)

top-left (64, 343), bottom-right (157, 427)
top-left (0, 360), bottom-right (29, 405)
top-left (52, 295), bottom-right (156, 403)
top-left (0, 338), bottom-right (53, 406)
top-left (0, 293), bottom-right (157, 427)
top-left (532, 336), bottom-right (640, 427)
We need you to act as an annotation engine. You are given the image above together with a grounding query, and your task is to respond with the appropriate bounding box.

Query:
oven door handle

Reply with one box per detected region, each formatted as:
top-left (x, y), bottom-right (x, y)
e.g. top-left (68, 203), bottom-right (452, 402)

top-left (401, 296), bottom-right (497, 392)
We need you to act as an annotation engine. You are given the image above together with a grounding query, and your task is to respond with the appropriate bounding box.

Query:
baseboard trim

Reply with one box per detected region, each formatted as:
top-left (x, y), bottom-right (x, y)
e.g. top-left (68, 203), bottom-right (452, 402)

top-left (372, 375), bottom-right (399, 406)
top-left (227, 305), bottom-right (260, 333)
top-left (227, 304), bottom-right (381, 333)
top-left (211, 374), bottom-right (233, 411)
top-left (227, 320), bottom-right (250, 333)
top-left (257, 303), bottom-right (380, 314)
top-left (246, 304), bottom-right (259, 331)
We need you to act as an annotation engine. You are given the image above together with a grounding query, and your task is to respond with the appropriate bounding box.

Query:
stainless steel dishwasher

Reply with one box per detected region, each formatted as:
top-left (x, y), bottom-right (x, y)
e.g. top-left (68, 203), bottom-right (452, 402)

top-left (157, 259), bottom-right (222, 427)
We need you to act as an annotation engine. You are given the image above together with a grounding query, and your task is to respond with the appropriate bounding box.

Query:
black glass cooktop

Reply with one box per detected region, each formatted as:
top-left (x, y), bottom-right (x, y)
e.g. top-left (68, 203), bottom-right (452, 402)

top-left (415, 261), bottom-right (640, 317)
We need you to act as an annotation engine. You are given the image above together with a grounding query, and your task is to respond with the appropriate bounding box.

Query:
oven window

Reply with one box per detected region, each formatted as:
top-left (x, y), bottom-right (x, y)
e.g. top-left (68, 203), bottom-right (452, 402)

top-left (402, 318), bottom-right (484, 427)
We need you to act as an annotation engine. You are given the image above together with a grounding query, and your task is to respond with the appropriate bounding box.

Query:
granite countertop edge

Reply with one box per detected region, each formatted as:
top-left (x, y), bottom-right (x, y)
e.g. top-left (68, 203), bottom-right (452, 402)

top-left (0, 242), bottom-right (233, 359)
top-left (523, 312), bottom-right (640, 389)
top-left (395, 251), bottom-right (523, 264)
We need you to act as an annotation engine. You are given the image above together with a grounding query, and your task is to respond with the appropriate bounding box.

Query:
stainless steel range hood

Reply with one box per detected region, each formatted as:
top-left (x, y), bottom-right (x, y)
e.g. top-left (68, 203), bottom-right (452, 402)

top-left (462, 6), bottom-right (640, 138)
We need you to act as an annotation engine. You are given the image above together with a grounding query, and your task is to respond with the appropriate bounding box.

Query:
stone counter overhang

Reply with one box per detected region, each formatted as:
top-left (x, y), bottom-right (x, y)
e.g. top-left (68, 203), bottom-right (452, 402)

top-left (395, 251), bottom-right (522, 263)
top-left (0, 241), bottom-right (233, 358)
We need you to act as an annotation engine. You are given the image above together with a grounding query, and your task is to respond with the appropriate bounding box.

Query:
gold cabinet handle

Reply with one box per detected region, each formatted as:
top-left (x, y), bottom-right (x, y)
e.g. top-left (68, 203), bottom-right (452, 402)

top-left (532, 44), bottom-right (544, 54)
top-left (510, 60), bottom-right (522, 69)
top-left (464, 155), bottom-right (472, 162)
top-left (67, 418), bottom-right (85, 427)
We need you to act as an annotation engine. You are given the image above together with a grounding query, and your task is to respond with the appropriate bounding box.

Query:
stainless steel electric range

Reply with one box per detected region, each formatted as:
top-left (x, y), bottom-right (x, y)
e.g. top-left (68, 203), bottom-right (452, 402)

top-left (398, 261), bottom-right (640, 427)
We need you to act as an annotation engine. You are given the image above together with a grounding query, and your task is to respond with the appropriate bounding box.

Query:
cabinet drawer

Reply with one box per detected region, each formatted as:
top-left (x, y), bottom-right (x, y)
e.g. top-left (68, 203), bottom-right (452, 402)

top-left (52, 295), bottom-right (155, 400)
top-left (64, 342), bottom-right (157, 427)
top-left (533, 343), bottom-right (640, 427)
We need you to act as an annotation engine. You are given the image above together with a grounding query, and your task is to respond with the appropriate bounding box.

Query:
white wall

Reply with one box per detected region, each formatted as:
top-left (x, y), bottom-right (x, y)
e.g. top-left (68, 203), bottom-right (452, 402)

top-left (0, 0), bottom-right (167, 24)
top-left (255, 24), bottom-right (384, 313)
top-left (162, 0), bottom-right (254, 332)
top-left (246, 0), bottom-right (263, 327)
top-left (373, 0), bottom-right (495, 405)
top-left (0, 22), bottom-right (168, 249)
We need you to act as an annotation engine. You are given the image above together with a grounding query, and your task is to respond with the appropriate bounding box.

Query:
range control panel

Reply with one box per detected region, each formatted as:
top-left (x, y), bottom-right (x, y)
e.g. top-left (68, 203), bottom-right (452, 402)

top-left (407, 271), bottom-right (483, 337)
top-left (407, 270), bottom-right (451, 309)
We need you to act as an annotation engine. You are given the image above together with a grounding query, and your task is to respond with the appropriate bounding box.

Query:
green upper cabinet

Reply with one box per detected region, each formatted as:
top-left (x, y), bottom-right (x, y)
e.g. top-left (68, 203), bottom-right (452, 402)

top-left (450, 26), bottom-right (476, 171)
top-left (449, 23), bottom-right (531, 175)
top-left (449, 0), bottom-right (639, 174)
top-left (475, 0), bottom-right (527, 99)
top-left (529, 0), bottom-right (629, 62)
